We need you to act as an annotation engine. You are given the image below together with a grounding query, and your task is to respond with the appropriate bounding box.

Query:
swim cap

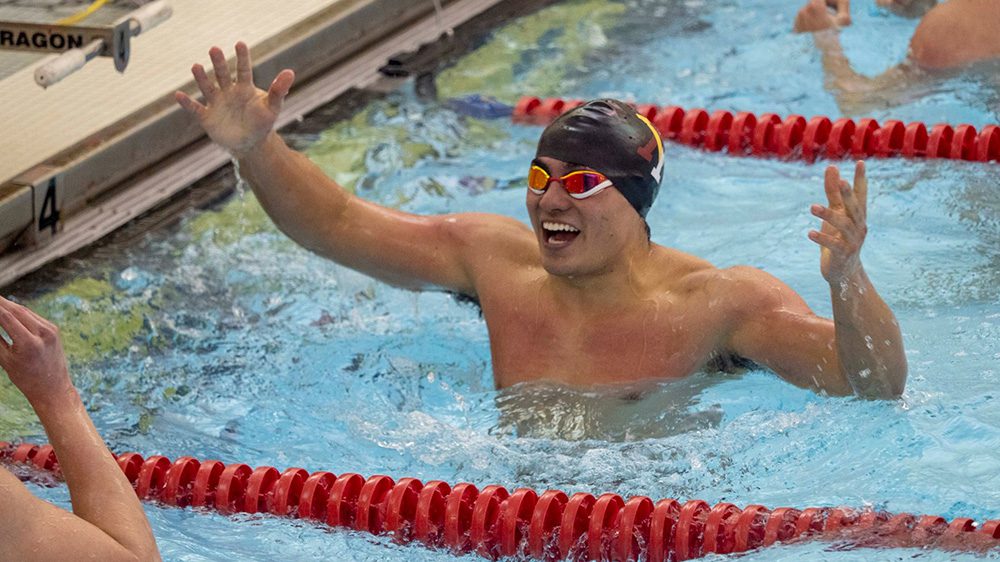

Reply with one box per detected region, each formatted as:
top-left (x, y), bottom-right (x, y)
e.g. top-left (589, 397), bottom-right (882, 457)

top-left (535, 99), bottom-right (664, 217)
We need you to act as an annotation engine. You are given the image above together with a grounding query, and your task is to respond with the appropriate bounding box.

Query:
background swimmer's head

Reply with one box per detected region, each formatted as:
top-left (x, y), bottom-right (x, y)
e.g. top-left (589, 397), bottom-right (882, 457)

top-left (876, 0), bottom-right (937, 18)
top-left (535, 99), bottom-right (664, 227)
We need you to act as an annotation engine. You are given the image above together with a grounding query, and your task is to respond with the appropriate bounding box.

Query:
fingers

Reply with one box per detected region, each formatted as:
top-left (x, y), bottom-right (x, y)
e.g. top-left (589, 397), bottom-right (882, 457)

top-left (0, 298), bottom-right (32, 345)
top-left (209, 46), bottom-right (232, 89)
top-left (853, 160), bottom-right (868, 220)
top-left (235, 41), bottom-right (253, 84)
top-left (813, 163), bottom-right (869, 262)
top-left (4, 300), bottom-right (40, 337)
top-left (267, 69), bottom-right (295, 114)
top-left (811, 203), bottom-right (853, 233)
top-left (174, 91), bottom-right (207, 119)
top-left (835, 161), bottom-right (867, 223)
top-left (823, 162), bottom-right (868, 224)
top-left (0, 304), bottom-right (14, 351)
top-left (191, 63), bottom-right (217, 102)
top-left (823, 165), bottom-right (846, 209)
top-left (821, 165), bottom-right (858, 222)
top-left (16, 304), bottom-right (57, 343)
top-left (808, 229), bottom-right (849, 253)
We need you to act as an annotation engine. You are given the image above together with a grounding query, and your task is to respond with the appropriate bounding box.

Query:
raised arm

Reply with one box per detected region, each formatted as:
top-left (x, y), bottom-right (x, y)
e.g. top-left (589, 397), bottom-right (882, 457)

top-left (175, 42), bottom-right (522, 295)
top-left (0, 297), bottom-right (160, 561)
top-left (724, 163), bottom-right (906, 399)
top-left (809, 162), bottom-right (906, 397)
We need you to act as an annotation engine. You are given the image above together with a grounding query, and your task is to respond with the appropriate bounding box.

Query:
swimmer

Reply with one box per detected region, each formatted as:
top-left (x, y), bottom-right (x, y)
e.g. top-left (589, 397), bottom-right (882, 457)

top-left (176, 43), bottom-right (907, 398)
top-left (0, 296), bottom-right (160, 561)
top-left (793, 0), bottom-right (1000, 111)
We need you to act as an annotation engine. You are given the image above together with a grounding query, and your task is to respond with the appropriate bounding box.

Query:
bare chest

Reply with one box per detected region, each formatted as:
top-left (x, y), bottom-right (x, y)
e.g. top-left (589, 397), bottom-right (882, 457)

top-left (480, 290), bottom-right (724, 388)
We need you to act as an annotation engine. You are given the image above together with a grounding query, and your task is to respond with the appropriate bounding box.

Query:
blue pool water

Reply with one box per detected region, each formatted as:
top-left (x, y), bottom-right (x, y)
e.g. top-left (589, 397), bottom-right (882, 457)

top-left (3, 0), bottom-right (999, 560)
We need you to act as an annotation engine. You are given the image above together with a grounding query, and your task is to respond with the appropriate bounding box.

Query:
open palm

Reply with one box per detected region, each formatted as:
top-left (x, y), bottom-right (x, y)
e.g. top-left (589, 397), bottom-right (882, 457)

top-left (175, 42), bottom-right (295, 157)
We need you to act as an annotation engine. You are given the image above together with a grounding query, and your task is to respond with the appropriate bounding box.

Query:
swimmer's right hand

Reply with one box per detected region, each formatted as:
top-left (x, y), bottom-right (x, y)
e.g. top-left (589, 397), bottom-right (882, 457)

top-left (175, 42), bottom-right (296, 158)
top-left (0, 296), bottom-right (74, 406)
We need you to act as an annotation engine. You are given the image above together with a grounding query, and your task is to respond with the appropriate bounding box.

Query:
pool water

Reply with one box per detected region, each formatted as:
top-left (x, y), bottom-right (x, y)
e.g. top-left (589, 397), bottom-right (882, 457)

top-left (3, 0), bottom-right (999, 560)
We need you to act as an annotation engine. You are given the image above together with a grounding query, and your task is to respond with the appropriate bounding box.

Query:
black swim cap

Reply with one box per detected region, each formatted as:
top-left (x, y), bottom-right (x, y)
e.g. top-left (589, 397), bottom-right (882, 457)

top-left (535, 99), bottom-right (664, 217)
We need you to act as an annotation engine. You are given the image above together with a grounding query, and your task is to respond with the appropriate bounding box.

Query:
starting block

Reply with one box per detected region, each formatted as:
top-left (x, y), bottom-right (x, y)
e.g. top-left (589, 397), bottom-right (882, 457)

top-left (0, 1), bottom-right (171, 88)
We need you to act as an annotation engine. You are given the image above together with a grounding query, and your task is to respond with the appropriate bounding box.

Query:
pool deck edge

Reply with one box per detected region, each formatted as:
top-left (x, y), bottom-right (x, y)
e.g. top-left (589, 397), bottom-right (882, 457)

top-left (0, 0), bottom-right (509, 289)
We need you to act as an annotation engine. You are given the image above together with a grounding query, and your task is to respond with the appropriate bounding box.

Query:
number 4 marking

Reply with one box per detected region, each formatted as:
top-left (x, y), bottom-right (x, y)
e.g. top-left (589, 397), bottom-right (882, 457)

top-left (38, 177), bottom-right (60, 234)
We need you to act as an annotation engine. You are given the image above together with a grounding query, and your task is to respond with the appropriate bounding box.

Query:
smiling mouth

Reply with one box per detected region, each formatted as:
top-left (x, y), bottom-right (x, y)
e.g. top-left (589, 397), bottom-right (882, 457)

top-left (542, 221), bottom-right (580, 246)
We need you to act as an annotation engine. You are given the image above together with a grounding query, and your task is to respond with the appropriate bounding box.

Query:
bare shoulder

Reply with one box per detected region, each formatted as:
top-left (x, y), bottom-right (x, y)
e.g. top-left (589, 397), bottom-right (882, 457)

top-left (648, 249), bottom-right (777, 305)
top-left (688, 264), bottom-right (811, 316)
top-left (910, 0), bottom-right (1000, 69)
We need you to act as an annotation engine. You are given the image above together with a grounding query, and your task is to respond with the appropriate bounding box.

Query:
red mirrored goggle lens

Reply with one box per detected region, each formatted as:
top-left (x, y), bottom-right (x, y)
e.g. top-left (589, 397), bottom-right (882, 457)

top-left (528, 166), bottom-right (610, 195)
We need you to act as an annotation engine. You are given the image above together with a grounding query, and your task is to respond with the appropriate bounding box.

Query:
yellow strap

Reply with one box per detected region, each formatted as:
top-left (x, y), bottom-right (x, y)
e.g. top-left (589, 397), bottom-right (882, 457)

top-left (55, 0), bottom-right (109, 26)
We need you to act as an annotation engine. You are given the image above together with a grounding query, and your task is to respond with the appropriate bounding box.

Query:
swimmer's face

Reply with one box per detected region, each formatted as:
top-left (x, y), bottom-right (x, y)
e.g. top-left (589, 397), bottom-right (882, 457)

top-left (527, 156), bottom-right (648, 278)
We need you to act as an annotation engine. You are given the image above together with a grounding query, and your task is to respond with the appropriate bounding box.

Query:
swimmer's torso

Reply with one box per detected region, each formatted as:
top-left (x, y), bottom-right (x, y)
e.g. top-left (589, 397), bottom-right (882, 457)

top-left (473, 246), bottom-right (737, 388)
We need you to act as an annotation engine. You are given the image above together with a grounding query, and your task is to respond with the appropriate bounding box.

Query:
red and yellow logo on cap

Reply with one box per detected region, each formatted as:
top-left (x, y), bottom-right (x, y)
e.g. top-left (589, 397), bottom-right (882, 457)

top-left (635, 114), bottom-right (664, 183)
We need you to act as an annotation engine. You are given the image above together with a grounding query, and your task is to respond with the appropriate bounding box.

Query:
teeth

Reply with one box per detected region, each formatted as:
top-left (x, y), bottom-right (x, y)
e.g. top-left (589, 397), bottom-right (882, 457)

top-left (543, 221), bottom-right (580, 233)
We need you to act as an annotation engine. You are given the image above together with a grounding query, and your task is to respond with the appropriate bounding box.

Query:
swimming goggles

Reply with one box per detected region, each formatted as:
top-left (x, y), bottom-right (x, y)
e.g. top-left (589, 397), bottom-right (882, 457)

top-left (527, 165), bottom-right (613, 199)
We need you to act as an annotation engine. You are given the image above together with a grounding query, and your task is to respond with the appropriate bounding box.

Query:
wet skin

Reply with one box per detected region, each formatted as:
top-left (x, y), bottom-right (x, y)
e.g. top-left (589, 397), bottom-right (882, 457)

top-left (483, 157), bottom-right (753, 387)
top-left (794, 0), bottom-right (1000, 114)
top-left (176, 43), bottom-right (907, 398)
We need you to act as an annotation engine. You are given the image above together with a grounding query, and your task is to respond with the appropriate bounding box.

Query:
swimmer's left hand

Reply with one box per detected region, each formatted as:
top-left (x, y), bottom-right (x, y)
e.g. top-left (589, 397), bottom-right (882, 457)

top-left (809, 161), bottom-right (867, 284)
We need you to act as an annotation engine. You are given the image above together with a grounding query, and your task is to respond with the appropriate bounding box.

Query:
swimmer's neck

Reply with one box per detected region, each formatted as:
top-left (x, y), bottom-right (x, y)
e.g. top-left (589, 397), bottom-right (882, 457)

top-left (542, 245), bottom-right (659, 306)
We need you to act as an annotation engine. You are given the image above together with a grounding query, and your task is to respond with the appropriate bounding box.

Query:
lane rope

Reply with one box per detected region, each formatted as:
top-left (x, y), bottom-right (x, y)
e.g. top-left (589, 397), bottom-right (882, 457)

top-left (3, 441), bottom-right (999, 560)
top-left (448, 95), bottom-right (1000, 164)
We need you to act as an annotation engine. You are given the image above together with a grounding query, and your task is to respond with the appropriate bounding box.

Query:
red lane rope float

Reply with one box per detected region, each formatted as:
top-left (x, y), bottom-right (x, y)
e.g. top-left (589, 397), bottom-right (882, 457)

top-left (3, 442), bottom-right (1000, 560)
top-left (510, 96), bottom-right (1000, 164)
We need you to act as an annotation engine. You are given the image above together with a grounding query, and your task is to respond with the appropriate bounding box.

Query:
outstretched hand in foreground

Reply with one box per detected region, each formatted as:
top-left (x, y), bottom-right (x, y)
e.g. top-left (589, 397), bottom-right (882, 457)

top-left (0, 296), bottom-right (161, 561)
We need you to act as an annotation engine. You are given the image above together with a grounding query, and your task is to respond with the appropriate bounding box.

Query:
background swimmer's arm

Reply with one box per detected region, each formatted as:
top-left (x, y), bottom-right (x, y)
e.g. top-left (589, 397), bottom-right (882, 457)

top-left (814, 29), bottom-right (918, 89)
top-left (0, 297), bottom-right (160, 561)
top-left (791, 0), bottom-right (937, 115)
top-left (803, 0), bottom-right (1000, 114)
top-left (177, 42), bottom-right (528, 296)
